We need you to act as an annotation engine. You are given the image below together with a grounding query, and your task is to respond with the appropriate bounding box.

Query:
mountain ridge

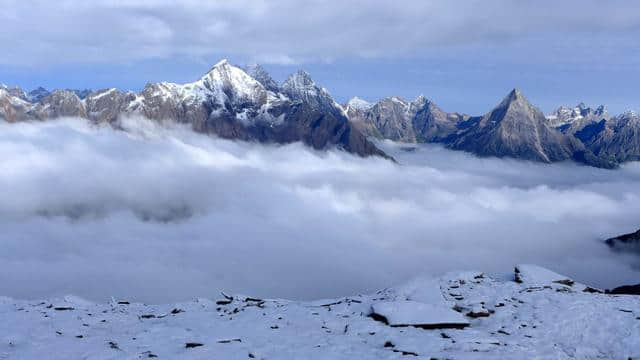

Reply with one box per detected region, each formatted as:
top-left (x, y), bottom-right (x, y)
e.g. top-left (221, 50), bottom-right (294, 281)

top-left (2, 63), bottom-right (640, 168)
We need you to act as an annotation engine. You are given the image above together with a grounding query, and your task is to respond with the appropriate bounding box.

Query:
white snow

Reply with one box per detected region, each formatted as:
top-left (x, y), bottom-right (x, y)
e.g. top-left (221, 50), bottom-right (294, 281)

top-left (88, 88), bottom-right (116, 101)
top-left (346, 96), bottom-right (373, 112)
top-left (1, 265), bottom-right (638, 359)
top-left (371, 301), bottom-right (469, 327)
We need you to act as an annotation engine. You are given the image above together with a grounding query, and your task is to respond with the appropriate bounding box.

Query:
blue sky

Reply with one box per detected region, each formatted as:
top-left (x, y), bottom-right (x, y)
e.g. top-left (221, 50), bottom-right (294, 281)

top-left (1, 0), bottom-right (639, 115)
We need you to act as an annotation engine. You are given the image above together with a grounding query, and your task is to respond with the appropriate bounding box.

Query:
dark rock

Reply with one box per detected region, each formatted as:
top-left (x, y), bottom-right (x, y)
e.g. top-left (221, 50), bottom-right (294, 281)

top-left (607, 284), bottom-right (640, 295)
top-left (217, 338), bottom-right (242, 344)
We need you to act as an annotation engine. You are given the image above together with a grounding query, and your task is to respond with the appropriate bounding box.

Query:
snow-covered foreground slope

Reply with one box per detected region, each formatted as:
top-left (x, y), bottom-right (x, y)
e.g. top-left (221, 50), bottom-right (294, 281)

top-left (1, 266), bottom-right (638, 359)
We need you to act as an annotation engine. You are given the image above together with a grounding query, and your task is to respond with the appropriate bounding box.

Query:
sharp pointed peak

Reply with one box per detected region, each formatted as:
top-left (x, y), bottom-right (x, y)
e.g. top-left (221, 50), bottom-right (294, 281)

top-left (499, 88), bottom-right (529, 107)
top-left (288, 70), bottom-right (313, 82)
top-left (214, 58), bottom-right (229, 67)
top-left (283, 70), bottom-right (317, 90)
top-left (202, 59), bottom-right (238, 78)
top-left (508, 88), bottom-right (524, 99)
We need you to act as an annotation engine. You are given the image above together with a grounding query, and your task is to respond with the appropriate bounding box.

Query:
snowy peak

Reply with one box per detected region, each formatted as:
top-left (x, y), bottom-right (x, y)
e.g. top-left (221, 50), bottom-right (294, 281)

top-left (283, 70), bottom-right (315, 90)
top-left (193, 59), bottom-right (283, 109)
top-left (345, 96), bottom-right (373, 112)
top-left (281, 70), bottom-right (345, 117)
top-left (547, 102), bottom-right (610, 129)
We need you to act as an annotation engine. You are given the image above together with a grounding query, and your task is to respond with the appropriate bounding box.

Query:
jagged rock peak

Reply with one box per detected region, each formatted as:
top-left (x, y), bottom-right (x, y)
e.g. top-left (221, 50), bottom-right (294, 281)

top-left (503, 88), bottom-right (526, 104)
top-left (27, 87), bottom-right (51, 102)
top-left (283, 70), bottom-right (315, 89)
top-left (244, 64), bottom-right (279, 92)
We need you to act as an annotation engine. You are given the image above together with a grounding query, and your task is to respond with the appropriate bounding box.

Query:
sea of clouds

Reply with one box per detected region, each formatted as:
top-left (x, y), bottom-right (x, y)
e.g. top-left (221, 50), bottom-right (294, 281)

top-left (1, 117), bottom-right (639, 303)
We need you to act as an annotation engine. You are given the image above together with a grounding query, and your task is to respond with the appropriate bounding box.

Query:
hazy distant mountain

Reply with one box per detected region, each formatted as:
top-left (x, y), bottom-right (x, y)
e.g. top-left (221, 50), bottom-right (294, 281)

top-left (0, 60), bottom-right (388, 160)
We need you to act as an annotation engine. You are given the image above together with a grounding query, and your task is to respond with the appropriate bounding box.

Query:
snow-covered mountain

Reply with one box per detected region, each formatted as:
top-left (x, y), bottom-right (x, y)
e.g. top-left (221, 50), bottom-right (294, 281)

top-left (3, 63), bottom-right (640, 167)
top-left (0, 60), bottom-right (387, 159)
top-left (546, 102), bottom-right (610, 134)
top-left (2, 265), bottom-right (638, 359)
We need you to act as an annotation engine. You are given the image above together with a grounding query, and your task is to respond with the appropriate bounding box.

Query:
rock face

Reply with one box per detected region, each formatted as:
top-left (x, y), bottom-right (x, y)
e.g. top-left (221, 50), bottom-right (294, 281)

top-left (0, 60), bottom-right (388, 160)
top-left (578, 111), bottom-right (640, 163)
top-left (345, 95), bottom-right (466, 143)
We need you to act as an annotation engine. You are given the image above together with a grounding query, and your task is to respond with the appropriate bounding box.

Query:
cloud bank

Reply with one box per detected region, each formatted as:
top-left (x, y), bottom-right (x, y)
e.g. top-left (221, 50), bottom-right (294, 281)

top-left (1, 117), bottom-right (639, 303)
top-left (2, 0), bottom-right (640, 66)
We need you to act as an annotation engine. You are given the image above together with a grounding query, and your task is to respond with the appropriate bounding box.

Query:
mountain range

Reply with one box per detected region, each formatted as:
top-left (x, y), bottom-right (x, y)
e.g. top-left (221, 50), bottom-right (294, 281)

top-left (2, 59), bottom-right (639, 168)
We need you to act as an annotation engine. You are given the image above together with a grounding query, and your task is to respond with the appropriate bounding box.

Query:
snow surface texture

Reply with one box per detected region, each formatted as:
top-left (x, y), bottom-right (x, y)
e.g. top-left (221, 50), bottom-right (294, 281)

top-left (1, 266), bottom-right (638, 359)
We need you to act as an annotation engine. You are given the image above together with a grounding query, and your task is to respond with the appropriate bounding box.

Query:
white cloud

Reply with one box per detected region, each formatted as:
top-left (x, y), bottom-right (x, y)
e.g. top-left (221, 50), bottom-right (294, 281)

top-left (2, 0), bottom-right (640, 66)
top-left (0, 117), bottom-right (639, 303)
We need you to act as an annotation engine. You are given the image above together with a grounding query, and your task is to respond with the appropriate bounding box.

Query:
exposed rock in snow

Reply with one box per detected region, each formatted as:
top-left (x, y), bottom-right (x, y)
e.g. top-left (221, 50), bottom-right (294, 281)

top-left (608, 284), bottom-right (640, 295)
top-left (513, 264), bottom-right (598, 292)
top-left (1, 265), bottom-right (638, 359)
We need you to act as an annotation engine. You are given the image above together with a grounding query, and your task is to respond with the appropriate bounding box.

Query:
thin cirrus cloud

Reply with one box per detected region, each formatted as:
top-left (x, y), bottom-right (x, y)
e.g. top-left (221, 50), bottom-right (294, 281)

top-left (1, 0), bottom-right (640, 66)
top-left (0, 117), bottom-right (639, 303)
